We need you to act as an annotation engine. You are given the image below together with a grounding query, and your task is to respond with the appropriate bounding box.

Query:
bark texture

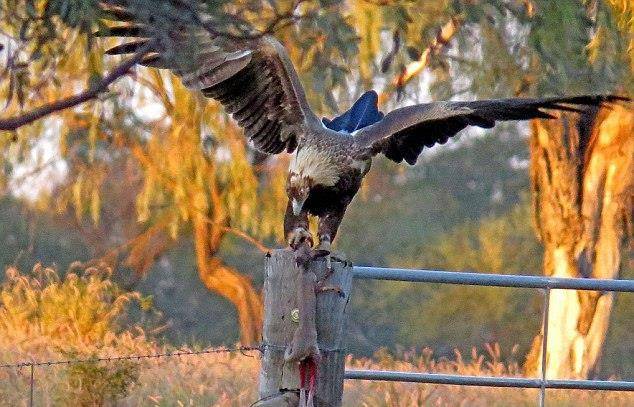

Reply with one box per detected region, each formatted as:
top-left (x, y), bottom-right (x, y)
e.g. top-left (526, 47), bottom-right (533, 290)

top-left (525, 104), bottom-right (633, 378)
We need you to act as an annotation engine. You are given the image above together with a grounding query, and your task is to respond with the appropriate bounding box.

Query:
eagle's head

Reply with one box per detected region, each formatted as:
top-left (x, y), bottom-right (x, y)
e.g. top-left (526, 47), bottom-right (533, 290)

top-left (286, 172), bottom-right (313, 215)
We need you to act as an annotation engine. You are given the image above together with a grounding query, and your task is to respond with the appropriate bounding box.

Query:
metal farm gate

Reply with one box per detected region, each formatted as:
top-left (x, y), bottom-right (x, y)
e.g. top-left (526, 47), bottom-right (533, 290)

top-left (346, 266), bottom-right (634, 407)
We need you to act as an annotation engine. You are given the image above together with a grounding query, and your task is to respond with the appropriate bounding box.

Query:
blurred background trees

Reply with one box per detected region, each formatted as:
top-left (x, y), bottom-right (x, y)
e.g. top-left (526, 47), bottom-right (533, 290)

top-left (1, 0), bottom-right (632, 380)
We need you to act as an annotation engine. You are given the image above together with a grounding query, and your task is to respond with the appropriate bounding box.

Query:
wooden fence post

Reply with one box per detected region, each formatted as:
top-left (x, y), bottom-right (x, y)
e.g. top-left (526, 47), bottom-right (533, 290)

top-left (256, 249), bottom-right (353, 407)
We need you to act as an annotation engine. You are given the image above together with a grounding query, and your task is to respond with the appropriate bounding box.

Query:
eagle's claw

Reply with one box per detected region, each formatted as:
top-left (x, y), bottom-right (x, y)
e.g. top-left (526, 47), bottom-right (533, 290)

top-left (314, 239), bottom-right (331, 255)
top-left (313, 240), bottom-right (333, 270)
top-left (311, 248), bottom-right (330, 258)
top-left (288, 227), bottom-right (313, 250)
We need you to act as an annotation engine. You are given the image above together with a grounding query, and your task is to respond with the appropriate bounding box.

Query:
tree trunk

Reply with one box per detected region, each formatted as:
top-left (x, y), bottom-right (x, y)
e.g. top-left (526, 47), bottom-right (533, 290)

top-left (525, 104), bottom-right (634, 378)
top-left (193, 212), bottom-right (264, 345)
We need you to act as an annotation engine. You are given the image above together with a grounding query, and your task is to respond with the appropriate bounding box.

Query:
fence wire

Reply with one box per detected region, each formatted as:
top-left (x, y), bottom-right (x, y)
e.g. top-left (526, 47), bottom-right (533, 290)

top-left (1, 344), bottom-right (278, 407)
top-left (0, 345), bottom-right (263, 369)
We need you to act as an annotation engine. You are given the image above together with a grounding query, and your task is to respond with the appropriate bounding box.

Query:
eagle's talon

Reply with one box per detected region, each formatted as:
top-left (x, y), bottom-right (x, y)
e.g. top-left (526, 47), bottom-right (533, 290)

top-left (330, 255), bottom-right (345, 264)
top-left (313, 239), bottom-right (332, 270)
top-left (294, 243), bottom-right (313, 267)
top-left (288, 227), bottom-right (313, 250)
top-left (311, 249), bottom-right (330, 258)
top-left (314, 239), bottom-right (331, 254)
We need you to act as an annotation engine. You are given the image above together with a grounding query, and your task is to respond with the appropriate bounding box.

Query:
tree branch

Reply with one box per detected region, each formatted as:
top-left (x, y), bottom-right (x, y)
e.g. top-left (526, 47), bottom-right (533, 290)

top-left (219, 225), bottom-right (271, 254)
top-left (0, 41), bottom-right (155, 134)
top-left (379, 16), bottom-right (463, 105)
top-left (173, 0), bottom-right (309, 42)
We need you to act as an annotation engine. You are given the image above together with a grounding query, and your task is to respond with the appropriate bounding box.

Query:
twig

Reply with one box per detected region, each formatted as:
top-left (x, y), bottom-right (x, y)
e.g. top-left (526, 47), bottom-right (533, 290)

top-left (0, 41), bottom-right (155, 134)
top-left (175, 0), bottom-right (308, 42)
top-left (396, 16), bottom-right (462, 86)
top-left (220, 225), bottom-right (272, 254)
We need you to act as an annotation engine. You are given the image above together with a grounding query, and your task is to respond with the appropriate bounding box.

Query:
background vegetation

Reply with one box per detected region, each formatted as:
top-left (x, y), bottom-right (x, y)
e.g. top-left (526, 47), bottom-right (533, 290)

top-left (1, 265), bottom-right (631, 406)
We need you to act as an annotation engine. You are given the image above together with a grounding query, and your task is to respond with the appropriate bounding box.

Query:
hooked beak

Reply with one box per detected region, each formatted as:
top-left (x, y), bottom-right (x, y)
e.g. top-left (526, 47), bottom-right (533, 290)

top-left (292, 198), bottom-right (306, 216)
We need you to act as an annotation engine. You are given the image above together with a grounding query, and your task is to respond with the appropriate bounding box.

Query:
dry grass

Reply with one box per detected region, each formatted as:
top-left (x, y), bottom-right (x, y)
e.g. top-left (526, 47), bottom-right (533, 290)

top-left (0, 265), bottom-right (631, 406)
top-left (3, 347), bottom-right (631, 407)
top-left (344, 348), bottom-right (631, 406)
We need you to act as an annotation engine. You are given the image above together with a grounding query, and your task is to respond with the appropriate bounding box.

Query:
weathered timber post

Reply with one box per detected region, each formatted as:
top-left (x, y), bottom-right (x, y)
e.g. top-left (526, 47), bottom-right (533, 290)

top-left (257, 249), bottom-right (352, 407)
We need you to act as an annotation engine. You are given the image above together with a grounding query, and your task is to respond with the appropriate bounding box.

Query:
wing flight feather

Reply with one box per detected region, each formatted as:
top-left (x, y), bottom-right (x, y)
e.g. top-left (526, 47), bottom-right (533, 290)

top-left (98, 1), bottom-right (319, 154)
top-left (353, 95), bottom-right (629, 164)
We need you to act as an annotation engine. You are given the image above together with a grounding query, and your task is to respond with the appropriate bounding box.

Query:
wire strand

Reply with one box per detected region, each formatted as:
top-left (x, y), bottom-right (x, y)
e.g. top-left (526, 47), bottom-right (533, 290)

top-left (0, 345), bottom-right (263, 369)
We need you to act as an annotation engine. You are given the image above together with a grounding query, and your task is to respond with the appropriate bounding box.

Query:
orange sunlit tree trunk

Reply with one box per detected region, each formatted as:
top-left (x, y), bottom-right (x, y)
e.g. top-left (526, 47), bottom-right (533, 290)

top-left (190, 159), bottom-right (264, 345)
top-left (192, 213), bottom-right (263, 345)
top-left (525, 104), bottom-right (634, 378)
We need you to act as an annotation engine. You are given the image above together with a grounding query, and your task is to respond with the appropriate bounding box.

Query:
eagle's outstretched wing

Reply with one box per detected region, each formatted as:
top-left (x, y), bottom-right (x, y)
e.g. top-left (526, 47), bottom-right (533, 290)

top-left (98, 2), bottom-right (319, 154)
top-left (352, 95), bottom-right (629, 164)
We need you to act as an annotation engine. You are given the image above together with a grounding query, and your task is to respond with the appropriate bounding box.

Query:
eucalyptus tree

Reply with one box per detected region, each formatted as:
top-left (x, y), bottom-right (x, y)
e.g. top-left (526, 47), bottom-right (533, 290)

top-left (434, 0), bottom-right (633, 378)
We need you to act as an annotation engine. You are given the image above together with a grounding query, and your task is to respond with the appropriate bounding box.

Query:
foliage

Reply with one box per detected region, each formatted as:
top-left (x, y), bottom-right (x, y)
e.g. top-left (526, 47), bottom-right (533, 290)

top-left (60, 358), bottom-right (139, 406)
top-left (603, 0), bottom-right (634, 71)
top-left (0, 263), bottom-right (153, 405)
top-left (433, 0), bottom-right (633, 99)
top-left (347, 201), bottom-right (543, 357)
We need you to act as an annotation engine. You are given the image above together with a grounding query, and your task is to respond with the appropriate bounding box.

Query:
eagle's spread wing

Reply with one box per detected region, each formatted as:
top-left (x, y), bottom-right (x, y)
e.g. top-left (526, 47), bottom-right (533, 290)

top-left (98, 2), bottom-right (318, 154)
top-left (353, 95), bottom-right (629, 165)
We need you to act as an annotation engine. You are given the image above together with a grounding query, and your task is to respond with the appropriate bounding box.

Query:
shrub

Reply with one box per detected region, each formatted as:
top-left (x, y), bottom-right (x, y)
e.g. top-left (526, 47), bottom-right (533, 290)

top-left (0, 262), bottom-right (146, 354)
top-left (0, 263), bottom-right (148, 405)
top-left (58, 358), bottom-right (139, 406)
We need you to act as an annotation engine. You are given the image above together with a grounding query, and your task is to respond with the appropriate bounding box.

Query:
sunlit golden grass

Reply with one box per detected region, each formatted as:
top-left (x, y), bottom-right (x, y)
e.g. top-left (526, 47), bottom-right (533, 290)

top-left (0, 265), bottom-right (631, 406)
top-left (0, 263), bottom-right (150, 358)
top-left (344, 350), bottom-right (631, 407)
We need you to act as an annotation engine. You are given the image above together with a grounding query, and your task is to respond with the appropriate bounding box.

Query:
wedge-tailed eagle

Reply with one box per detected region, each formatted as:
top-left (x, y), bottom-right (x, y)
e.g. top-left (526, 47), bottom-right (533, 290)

top-left (99, 3), bottom-right (628, 258)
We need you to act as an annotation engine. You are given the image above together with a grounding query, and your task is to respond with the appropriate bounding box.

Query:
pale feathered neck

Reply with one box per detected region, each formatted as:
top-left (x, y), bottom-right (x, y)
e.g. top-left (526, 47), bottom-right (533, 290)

top-left (289, 146), bottom-right (341, 187)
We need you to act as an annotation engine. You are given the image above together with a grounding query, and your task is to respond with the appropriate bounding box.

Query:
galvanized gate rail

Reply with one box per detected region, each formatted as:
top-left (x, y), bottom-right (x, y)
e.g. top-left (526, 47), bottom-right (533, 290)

top-left (345, 266), bottom-right (634, 407)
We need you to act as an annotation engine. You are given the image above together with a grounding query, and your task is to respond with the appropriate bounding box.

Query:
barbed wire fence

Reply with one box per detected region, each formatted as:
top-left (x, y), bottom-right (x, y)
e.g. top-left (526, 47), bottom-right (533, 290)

top-left (0, 343), bottom-right (293, 407)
